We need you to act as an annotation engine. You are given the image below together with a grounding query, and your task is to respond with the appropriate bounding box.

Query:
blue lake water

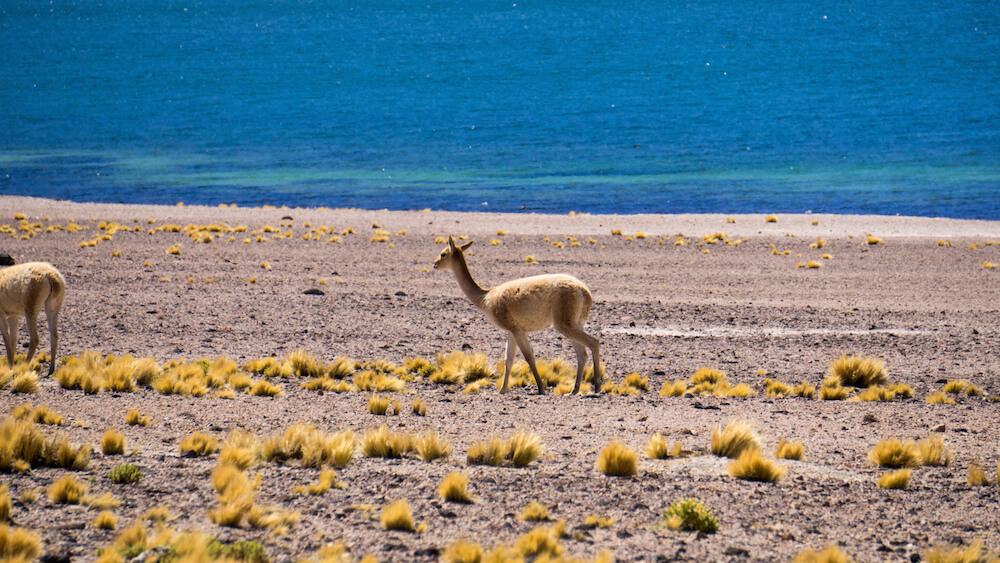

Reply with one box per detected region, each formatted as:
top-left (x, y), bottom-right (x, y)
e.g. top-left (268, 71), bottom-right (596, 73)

top-left (1, 0), bottom-right (998, 217)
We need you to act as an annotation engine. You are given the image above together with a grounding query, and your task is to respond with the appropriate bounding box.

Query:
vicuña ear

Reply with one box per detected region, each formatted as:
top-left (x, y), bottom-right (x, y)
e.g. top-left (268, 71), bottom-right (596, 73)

top-left (459, 240), bottom-right (473, 251)
top-left (447, 235), bottom-right (457, 249)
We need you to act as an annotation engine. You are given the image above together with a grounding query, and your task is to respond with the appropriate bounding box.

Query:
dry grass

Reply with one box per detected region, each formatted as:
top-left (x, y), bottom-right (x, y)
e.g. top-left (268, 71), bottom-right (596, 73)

top-left (942, 380), bottom-right (968, 394)
top-left (367, 394), bottom-right (391, 415)
top-left (441, 540), bottom-right (484, 563)
top-left (659, 380), bottom-right (687, 397)
top-left (0, 525), bottom-right (42, 562)
top-left (219, 429), bottom-right (262, 470)
top-left (915, 434), bottom-right (951, 467)
top-left (47, 475), bottom-right (87, 504)
top-left (792, 545), bottom-right (852, 563)
top-left (124, 409), bottom-right (151, 426)
top-left (294, 468), bottom-right (338, 495)
top-left (93, 510), bottom-right (118, 529)
top-left (596, 441), bottom-right (638, 477)
top-left (877, 469), bottom-right (911, 489)
top-left (852, 386), bottom-right (896, 402)
top-left (414, 431), bottom-right (451, 462)
top-left (0, 485), bottom-right (9, 523)
top-left (0, 417), bottom-right (91, 472)
top-left (361, 425), bottom-right (412, 459)
top-left (10, 372), bottom-right (38, 394)
top-left (519, 501), bottom-right (550, 521)
top-left (774, 439), bottom-right (804, 460)
top-left (178, 431), bottom-right (218, 457)
top-left (467, 437), bottom-right (506, 466)
top-left (100, 429), bottom-right (126, 455)
top-left (925, 391), bottom-right (955, 404)
top-left (727, 449), bottom-right (785, 483)
top-left (968, 461), bottom-right (990, 486)
top-left (645, 433), bottom-right (682, 459)
top-left (381, 500), bottom-right (415, 532)
top-left (710, 420), bottom-right (761, 459)
top-left (868, 439), bottom-right (918, 468)
top-left (819, 384), bottom-right (850, 400)
top-left (506, 430), bottom-right (544, 468)
top-left (11, 403), bottom-right (63, 425)
top-left (439, 472), bottom-right (473, 504)
top-left (923, 540), bottom-right (999, 563)
top-left (663, 498), bottom-right (718, 533)
top-left (828, 355), bottom-right (887, 387)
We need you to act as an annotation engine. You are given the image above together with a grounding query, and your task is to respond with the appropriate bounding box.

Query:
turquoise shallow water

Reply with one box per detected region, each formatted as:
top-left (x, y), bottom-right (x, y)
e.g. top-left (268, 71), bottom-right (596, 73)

top-left (1, 1), bottom-right (998, 217)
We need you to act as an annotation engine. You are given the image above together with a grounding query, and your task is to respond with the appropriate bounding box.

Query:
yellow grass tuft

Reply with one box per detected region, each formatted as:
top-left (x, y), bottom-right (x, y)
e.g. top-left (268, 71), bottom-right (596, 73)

top-left (10, 372), bottom-right (39, 394)
top-left (765, 214), bottom-right (777, 223)
top-left (93, 510), bottom-right (118, 529)
top-left (295, 468), bottom-right (338, 495)
top-left (439, 472), bottom-right (473, 504)
top-left (663, 498), bottom-right (718, 533)
top-left (361, 425), bottom-right (412, 459)
top-left (381, 500), bottom-right (415, 532)
top-left (178, 431), bottom-right (218, 457)
top-left (124, 409), bottom-right (151, 426)
top-left (367, 394), bottom-right (391, 415)
top-left (596, 441), bottom-right (638, 476)
top-left (710, 420), bottom-right (761, 458)
top-left (219, 429), bottom-right (262, 470)
top-left (691, 367), bottom-right (727, 385)
top-left (467, 436), bottom-right (506, 466)
top-left (519, 501), bottom-right (550, 521)
top-left (925, 391), bottom-right (955, 404)
top-left (411, 398), bottom-right (427, 416)
top-left (915, 434), bottom-right (951, 467)
top-left (88, 493), bottom-right (121, 511)
top-left (506, 430), bottom-right (543, 468)
top-left (853, 385), bottom-right (896, 402)
top-left (47, 475), bottom-right (87, 504)
top-left (414, 431), bottom-right (451, 462)
top-left (819, 384), bottom-right (849, 400)
top-left (727, 448), bottom-right (785, 482)
top-left (515, 522), bottom-right (564, 558)
top-left (247, 379), bottom-right (283, 397)
top-left (878, 469), bottom-right (911, 489)
top-left (0, 524), bottom-right (42, 561)
top-left (98, 429), bottom-right (125, 457)
top-left (792, 545), bottom-right (852, 563)
top-left (0, 486), bottom-right (9, 523)
top-left (828, 355), bottom-right (887, 387)
top-left (659, 380), bottom-right (687, 397)
top-left (793, 381), bottom-right (816, 399)
top-left (645, 433), bottom-right (682, 459)
top-left (868, 439), bottom-right (918, 468)
top-left (923, 540), bottom-right (999, 563)
top-left (774, 439), bottom-right (804, 460)
top-left (968, 461), bottom-right (990, 486)
top-left (888, 382), bottom-right (914, 398)
top-left (942, 380), bottom-right (968, 394)
top-left (866, 235), bottom-right (885, 245)
top-left (441, 540), bottom-right (484, 563)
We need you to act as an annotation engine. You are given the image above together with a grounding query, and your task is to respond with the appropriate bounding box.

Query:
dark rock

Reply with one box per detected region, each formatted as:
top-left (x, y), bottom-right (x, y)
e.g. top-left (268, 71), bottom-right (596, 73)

top-left (39, 551), bottom-right (72, 563)
top-left (0, 252), bottom-right (14, 266)
top-left (303, 288), bottom-right (325, 295)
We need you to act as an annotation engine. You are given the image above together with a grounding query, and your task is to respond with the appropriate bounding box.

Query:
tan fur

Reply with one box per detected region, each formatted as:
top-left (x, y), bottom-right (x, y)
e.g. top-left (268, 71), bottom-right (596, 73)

top-left (434, 236), bottom-right (601, 394)
top-left (0, 262), bottom-right (65, 374)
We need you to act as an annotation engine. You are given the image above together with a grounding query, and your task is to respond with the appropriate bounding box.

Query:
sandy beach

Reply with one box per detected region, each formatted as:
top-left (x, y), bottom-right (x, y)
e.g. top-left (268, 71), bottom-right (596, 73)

top-left (1, 194), bottom-right (999, 562)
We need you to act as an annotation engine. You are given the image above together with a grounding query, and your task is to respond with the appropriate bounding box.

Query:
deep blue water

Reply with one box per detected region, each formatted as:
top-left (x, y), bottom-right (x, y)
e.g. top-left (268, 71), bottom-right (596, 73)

top-left (1, 1), bottom-right (998, 217)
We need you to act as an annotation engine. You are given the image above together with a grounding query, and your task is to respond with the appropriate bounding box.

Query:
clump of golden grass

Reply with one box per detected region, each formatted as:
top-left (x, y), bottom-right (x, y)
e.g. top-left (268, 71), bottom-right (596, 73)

top-left (596, 441), bottom-right (638, 477)
top-left (645, 433), bottom-right (682, 459)
top-left (263, 423), bottom-right (356, 468)
top-left (727, 449), bottom-right (785, 482)
top-left (792, 545), bottom-right (852, 563)
top-left (968, 461), bottom-right (990, 486)
top-left (286, 349), bottom-right (324, 378)
top-left (506, 430), bottom-right (543, 468)
top-left (361, 425), bottom-right (413, 459)
top-left (0, 525), bottom-right (42, 561)
top-left (659, 380), bottom-right (687, 397)
top-left (414, 431), bottom-right (451, 462)
top-left (819, 383), bottom-right (850, 400)
top-left (828, 355), bottom-right (887, 387)
top-left (923, 540), bottom-right (999, 563)
top-left (433, 351), bottom-right (496, 385)
top-left (888, 382), bottom-right (914, 398)
top-left (439, 472), bottom-right (473, 504)
top-left (774, 439), bottom-right (804, 460)
top-left (247, 379), bottom-right (283, 397)
top-left (519, 501), bottom-right (550, 521)
top-left (48, 475), bottom-right (87, 504)
top-left (93, 511), bottom-right (118, 529)
top-left (583, 514), bottom-right (615, 529)
top-left (852, 385), bottom-right (896, 402)
top-left (467, 437), bottom-right (506, 466)
top-left (764, 378), bottom-right (793, 397)
top-left (710, 420), bottom-right (761, 459)
top-left (381, 500), bottom-right (415, 532)
top-left (219, 429), bottom-right (262, 470)
top-left (294, 468), bottom-right (338, 495)
top-left (208, 464), bottom-right (256, 527)
top-left (915, 434), bottom-right (951, 467)
top-left (411, 398), bottom-right (427, 416)
top-left (368, 394), bottom-right (391, 415)
top-left (10, 372), bottom-right (38, 394)
top-left (100, 429), bottom-right (125, 455)
top-left (441, 540), bottom-right (484, 563)
top-left (0, 417), bottom-right (91, 472)
top-left (124, 409), bottom-right (150, 426)
top-left (868, 439), bottom-right (918, 468)
top-left (178, 431), bottom-right (217, 457)
top-left (878, 469), bottom-right (910, 489)
top-left (88, 493), bottom-right (121, 511)
top-left (925, 391), bottom-right (955, 404)
top-left (0, 485), bottom-right (10, 523)
top-left (515, 521), bottom-right (566, 558)
top-left (866, 235), bottom-right (884, 245)
top-left (793, 381), bottom-right (816, 399)
top-left (942, 380), bottom-right (968, 394)
top-left (11, 403), bottom-right (63, 425)
top-left (663, 498), bottom-right (718, 533)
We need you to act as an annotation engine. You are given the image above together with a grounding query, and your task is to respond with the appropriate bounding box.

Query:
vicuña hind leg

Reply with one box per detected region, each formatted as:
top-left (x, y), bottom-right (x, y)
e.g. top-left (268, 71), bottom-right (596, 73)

top-left (567, 340), bottom-right (588, 395)
top-left (46, 310), bottom-right (59, 375)
top-left (512, 331), bottom-right (546, 394)
top-left (558, 324), bottom-right (602, 392)
top-left (0, 315), bottom-right (13, 365)
top-left (500, 333), bottom-right (517, 393)
top-left (4, 315), bottom-right (18, 365)
top-left (25, 311), bottom-right (40, 364)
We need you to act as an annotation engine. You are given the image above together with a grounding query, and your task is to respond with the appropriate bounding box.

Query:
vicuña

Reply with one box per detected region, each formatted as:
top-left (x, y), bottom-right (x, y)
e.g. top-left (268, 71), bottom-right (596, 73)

top-left (0, 256), bottom-right (65, 374)
top-left (433, 236), bottom-right (601, 394)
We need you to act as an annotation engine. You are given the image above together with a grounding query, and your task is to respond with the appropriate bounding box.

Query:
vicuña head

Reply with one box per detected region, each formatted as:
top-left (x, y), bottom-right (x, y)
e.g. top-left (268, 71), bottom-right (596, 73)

top-left (434, 235), bottom-right (602, 394)
top-left (0, 255), bottom-right (65, 374)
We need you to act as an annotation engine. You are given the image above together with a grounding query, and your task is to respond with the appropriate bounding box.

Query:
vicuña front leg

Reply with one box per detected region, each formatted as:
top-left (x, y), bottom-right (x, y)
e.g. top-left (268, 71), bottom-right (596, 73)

top-left (513, 331), bottom-right (546, 394)
top-left (500, 333), bottom-right (517, 393)
top-left (0, 315), bottom-right (13, 365)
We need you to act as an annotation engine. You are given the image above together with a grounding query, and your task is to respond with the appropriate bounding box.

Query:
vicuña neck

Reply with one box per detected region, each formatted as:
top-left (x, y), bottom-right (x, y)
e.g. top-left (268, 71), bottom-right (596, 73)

top-left (451, 253), bottom-right (488, 306)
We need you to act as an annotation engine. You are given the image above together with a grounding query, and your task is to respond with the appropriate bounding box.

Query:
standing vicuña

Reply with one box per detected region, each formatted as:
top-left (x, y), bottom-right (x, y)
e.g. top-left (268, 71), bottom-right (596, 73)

top-left (434, 236), bottom-right (601, 395)
top-left (0, 258), bottom-right (65, 374)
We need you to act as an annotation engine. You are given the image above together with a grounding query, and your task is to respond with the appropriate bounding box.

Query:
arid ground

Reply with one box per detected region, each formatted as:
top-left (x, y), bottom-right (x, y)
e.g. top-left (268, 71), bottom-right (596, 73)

top-left (1, 195), bottom-right (999, 562)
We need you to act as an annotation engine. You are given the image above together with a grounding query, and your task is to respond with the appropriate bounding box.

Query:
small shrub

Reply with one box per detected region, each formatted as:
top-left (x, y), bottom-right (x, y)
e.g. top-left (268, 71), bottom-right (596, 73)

top-left (381, 500), bottom-right (415, 532)
top-left (596, 441), bottom-right (637, 477)
top-left (179, 431), bottom-right (218, 457)
top-left (519, 501), bottom-right (549, 521)
top-left (100, 429), bottom-right (126, 455)
top-left (645, 433), bottom-right (682, 459)
top-left (108, 464), bottom-right (141, 484)
top-left (828, 355), bottom-right (887, 387)
top-left (868, 439), bottom-right (918, 468)
top-left (727, 449), bottom-right (785, 483)
top-left (878, 469), bottom-right (910, 489)
top-left (663, 498), bottom-right (718, 533)
top-left (439, 472), bottom-right (473, 504)
top-left (414, 431), bottom-right (451, 462)
top-left (47, 475), bottom-right (86, 504)
top-left (710, 420), bottom-right (760, 459)
top-left (774, 439), bottom-right (804, 460)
